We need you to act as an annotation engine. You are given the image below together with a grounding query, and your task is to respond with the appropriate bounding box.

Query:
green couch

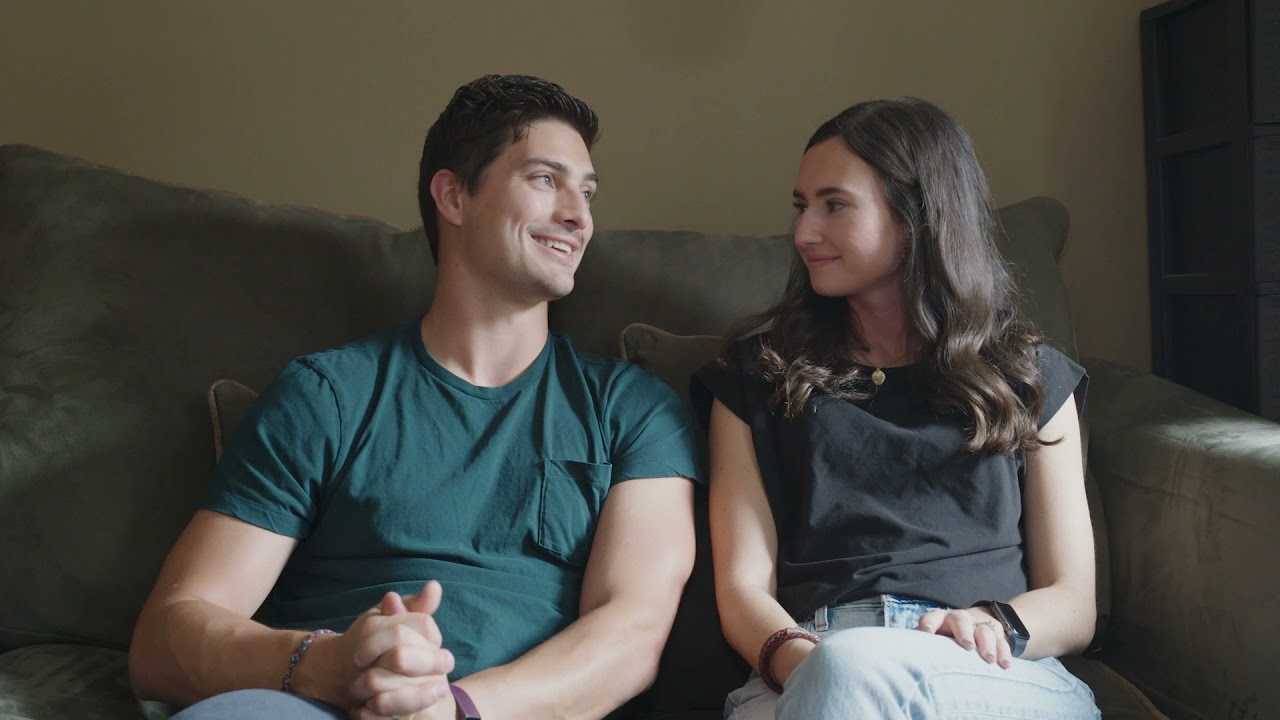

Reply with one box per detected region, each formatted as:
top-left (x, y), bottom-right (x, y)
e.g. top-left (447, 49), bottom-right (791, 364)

top-left (1, 144), bottom-right (1276, 720)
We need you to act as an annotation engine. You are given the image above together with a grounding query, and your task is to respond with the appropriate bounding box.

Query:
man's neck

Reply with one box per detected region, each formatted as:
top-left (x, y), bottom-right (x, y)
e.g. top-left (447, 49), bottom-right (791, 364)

top-left (420, 276), bottom-right (551, 388)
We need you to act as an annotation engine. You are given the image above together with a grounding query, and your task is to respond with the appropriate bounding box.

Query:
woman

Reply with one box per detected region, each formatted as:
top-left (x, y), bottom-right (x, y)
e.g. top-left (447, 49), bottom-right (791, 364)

top-left (695, 98), bottom-right (1101, 719)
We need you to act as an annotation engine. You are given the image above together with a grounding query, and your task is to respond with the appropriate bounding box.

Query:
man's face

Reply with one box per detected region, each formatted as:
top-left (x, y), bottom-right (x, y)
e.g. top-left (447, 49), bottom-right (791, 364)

top-left (453, 120), bottom-right (597, 304)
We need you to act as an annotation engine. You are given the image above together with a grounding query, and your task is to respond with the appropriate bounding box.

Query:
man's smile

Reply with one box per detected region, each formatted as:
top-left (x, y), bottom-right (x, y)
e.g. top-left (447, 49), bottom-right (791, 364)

top-left (531, 232), bottom-right (579, 257)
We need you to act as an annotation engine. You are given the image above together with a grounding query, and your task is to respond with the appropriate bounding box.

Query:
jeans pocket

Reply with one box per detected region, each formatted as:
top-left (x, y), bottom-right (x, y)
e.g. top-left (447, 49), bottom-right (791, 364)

top-left (882, 595), bottom-right (946, 629)
top-left (536, 459), bottom-right (611, 565)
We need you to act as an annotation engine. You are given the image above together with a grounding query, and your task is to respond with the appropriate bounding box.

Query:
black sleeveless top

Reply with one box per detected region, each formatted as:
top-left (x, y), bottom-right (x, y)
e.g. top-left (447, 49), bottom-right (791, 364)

top-left (692, 337), bottom-right (1087, 621)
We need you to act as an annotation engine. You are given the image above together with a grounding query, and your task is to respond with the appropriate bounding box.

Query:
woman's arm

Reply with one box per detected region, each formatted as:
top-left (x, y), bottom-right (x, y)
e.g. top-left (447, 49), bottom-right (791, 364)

top-left (919, 393), bottom-right (1097, 664)
top-left (707, 398), bottom-right (817, 686)
top-left (1012, 391), bottom-right (1098, 656)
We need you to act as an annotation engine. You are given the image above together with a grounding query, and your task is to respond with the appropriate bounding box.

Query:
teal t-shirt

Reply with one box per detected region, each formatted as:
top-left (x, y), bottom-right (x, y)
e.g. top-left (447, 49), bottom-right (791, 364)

top-left (201, 321), bottom-right (702, 679)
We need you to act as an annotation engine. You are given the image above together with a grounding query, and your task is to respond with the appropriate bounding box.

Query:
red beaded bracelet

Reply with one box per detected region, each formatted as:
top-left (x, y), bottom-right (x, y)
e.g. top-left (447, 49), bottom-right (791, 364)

top-left (758, 626), bottom-right (821, 694)
top-left (281, 628), bottom-right (335, 694)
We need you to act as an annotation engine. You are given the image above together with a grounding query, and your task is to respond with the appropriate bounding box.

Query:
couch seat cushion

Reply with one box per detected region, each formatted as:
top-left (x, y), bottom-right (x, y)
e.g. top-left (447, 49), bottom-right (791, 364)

top-left (0, 644), bottom-right (152, 720)
top-left (1060, 656), bottom-right (1169, 719)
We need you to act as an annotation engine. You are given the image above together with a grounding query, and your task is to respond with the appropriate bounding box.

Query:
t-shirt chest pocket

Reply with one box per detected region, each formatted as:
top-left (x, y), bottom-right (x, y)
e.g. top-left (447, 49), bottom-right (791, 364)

top-left (537, 459), bottom-right (612, 566)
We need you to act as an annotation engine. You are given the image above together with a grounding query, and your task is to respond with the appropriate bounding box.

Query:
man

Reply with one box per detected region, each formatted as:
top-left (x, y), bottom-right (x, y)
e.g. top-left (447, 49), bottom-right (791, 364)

top-left (129, 75), bottom-right (702, 720)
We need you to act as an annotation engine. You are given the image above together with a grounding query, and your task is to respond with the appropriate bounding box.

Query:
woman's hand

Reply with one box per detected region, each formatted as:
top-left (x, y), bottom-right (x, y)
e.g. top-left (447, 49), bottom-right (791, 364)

top-left (915, 607), bottom-right (1012, 669)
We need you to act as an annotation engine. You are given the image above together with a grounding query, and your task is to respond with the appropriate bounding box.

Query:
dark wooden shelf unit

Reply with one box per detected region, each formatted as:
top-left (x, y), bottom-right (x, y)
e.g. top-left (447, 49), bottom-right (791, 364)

top-left (1141, 0), bottom-right (1280, 420)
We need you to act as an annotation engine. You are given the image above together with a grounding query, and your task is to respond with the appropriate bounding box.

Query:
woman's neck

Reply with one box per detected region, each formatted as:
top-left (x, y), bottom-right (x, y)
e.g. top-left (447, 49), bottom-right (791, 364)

top-left (847, 288), bottom-right (919, 368)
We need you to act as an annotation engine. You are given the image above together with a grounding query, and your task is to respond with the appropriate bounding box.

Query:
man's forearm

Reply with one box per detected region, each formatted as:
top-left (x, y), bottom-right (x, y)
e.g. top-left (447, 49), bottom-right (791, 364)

top-left (128, 597), bottom-right (340, 707)
top-left (455, 594), bottom-right (678, 720)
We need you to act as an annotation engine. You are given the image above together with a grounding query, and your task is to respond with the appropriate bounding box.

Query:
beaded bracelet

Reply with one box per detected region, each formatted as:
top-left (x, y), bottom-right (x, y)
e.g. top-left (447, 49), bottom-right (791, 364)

top-left (758, 626), bottom-right (821, 694)
top-left (281, 628), bottom-right (335, 694)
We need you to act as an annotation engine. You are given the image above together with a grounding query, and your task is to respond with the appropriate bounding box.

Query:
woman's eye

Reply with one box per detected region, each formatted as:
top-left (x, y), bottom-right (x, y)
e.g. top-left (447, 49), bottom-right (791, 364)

top-left (826, 200), bottom-right (845, 212)
top-left (792, 202), bottom-right (806, 214)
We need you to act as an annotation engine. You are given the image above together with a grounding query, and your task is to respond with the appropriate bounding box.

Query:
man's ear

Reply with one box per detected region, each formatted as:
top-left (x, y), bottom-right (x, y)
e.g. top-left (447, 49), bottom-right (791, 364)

top-left (430, 169), bottom-right (465, 229)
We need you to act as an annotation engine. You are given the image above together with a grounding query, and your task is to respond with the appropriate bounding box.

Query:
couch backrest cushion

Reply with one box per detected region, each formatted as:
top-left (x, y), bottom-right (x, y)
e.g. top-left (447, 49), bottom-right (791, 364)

top-left (994, 196), bottom-right (1079, 358)
top-left (558, 196), bottom-right (1079, 361)
top-left (209, 379), bottom-right (259, 461)
top-left (550, 230), bottom-right (793, 356)
top-left (0, 145), bottom-right (435, 650)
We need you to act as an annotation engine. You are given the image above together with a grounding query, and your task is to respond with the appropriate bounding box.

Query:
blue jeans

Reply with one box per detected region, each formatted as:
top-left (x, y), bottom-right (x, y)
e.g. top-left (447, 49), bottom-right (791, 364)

top-left (171, 689), bottom-right (346, 719)
top-left (725, 595), bottom-right (1100, 720)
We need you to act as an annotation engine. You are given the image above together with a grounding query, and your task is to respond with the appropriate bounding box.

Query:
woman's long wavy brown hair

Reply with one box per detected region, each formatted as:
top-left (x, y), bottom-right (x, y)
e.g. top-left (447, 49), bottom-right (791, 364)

top-left (725, 98), bottom-right (1050, 454)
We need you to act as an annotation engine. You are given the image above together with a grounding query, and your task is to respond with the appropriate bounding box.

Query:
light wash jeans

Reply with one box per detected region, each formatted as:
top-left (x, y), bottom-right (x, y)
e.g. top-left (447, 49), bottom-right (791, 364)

top-left (171, 689), bottom-right (346, 719)
top-left (725, 595), bottom-right (1101, 720)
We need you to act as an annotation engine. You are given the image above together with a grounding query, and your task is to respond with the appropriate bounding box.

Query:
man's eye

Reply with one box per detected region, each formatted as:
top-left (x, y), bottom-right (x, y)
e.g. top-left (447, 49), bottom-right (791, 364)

top-left (826, 200), bottom-right (846, 212)
top-left (536, 175), bottom-right (553, 186)
top-left (792, 202), bottom-right (806, 214)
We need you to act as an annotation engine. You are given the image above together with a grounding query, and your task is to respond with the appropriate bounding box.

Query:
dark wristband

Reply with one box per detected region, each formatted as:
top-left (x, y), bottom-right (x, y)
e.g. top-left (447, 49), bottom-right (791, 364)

top-left (450, 684), bottom-right (481, 720)
top-left (973, 600), bottom-right (1030, 658)
top-left (758, 626), bottom-right (821, 694)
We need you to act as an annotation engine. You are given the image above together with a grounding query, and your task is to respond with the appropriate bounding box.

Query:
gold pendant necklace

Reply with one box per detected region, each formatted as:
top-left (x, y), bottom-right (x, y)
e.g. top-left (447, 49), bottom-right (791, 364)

top-left (854, 342), bottom-right (915, 389)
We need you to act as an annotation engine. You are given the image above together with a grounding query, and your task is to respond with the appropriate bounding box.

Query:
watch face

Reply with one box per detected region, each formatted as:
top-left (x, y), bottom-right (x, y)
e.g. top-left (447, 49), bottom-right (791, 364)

top-left (985, 601), bottom-right (1029, 657)
top-left (995, 602), bottom-right (1029, 638)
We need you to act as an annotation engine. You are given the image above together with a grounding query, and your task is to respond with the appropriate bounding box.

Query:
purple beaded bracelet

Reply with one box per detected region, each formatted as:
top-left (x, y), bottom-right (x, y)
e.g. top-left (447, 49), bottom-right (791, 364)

top-left (281, 628), bottom-right (335, 694)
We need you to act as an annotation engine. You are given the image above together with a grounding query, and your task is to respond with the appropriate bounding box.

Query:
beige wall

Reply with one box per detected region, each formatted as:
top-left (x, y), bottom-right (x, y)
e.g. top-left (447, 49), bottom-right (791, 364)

top-left (0, 0), bottom-right (1157, 369)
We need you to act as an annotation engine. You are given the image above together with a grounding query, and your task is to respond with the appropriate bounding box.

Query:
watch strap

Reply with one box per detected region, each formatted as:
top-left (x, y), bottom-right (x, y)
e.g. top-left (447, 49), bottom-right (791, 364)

top-left (450, 683), bottom-right (481, 720)
top-left (974, 600), bottom-right (1029, 658)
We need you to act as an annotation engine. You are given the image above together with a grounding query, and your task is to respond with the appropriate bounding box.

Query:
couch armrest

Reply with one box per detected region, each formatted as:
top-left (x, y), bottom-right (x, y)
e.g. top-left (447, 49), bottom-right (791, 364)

top-left (1082, 358), bottom-right (1280, 720)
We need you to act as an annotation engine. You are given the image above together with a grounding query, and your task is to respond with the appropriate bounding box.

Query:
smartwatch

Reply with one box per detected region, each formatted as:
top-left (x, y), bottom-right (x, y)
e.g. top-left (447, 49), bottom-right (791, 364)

top-left (973, 600), bottom-right (1030, 658)
top-left (450, 684), bottom-right (482, 720)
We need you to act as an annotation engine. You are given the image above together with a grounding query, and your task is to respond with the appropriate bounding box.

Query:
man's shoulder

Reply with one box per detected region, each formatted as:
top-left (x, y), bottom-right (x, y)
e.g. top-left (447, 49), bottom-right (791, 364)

top-left (290, 321), bottom-right (417, 382)
top-left (548, 332), bottom-right (685, 415)
top-left (550, 331), bottom-right (629, 375)
top-left (549, 332), bottom-right (663, 393)
top-left (548, 334), bottom-right (701, 482)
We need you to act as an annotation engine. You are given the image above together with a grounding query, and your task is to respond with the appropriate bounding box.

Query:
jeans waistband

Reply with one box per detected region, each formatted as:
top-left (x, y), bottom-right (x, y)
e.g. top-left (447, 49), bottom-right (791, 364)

top-left (801, 595), bottom-right (946, 634)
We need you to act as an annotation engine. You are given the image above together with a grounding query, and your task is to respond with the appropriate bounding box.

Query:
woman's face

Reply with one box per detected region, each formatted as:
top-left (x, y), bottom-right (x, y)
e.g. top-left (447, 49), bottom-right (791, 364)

top-left (791, 137), bottom-right (907, 302)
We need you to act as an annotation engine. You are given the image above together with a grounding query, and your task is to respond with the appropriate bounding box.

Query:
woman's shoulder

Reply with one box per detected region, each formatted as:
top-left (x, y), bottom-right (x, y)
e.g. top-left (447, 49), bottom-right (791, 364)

top-left (1033, 341), bottom-right (1070, 362)
top-left (1032, 342), bottom-right (1084, 382)
top-left (697, 331), bottom-right (765, 368)
top-left (691, 333), bottom-right (774, 424)
top-left (1031, 342), bottom-right (1088, 428)
top-left (732, 331), bottom-right (769, 358)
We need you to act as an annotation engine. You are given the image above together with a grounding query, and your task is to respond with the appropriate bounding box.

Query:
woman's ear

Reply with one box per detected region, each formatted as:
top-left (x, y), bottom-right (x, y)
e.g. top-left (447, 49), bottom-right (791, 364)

top-left (430, 169), bottom-right (465, 229)
top-left (894, 216), bottom-right (914, 266)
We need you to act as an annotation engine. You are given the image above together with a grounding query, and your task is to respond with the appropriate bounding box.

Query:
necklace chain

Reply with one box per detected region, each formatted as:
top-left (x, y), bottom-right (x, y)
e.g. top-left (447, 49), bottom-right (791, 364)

top-left (854, 346), bottom-right (913, 388)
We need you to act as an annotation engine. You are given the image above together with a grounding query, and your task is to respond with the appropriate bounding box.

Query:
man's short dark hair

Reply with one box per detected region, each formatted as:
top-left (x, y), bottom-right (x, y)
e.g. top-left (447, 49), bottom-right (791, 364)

top-left (417, 75), bottom-right (600, 261)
